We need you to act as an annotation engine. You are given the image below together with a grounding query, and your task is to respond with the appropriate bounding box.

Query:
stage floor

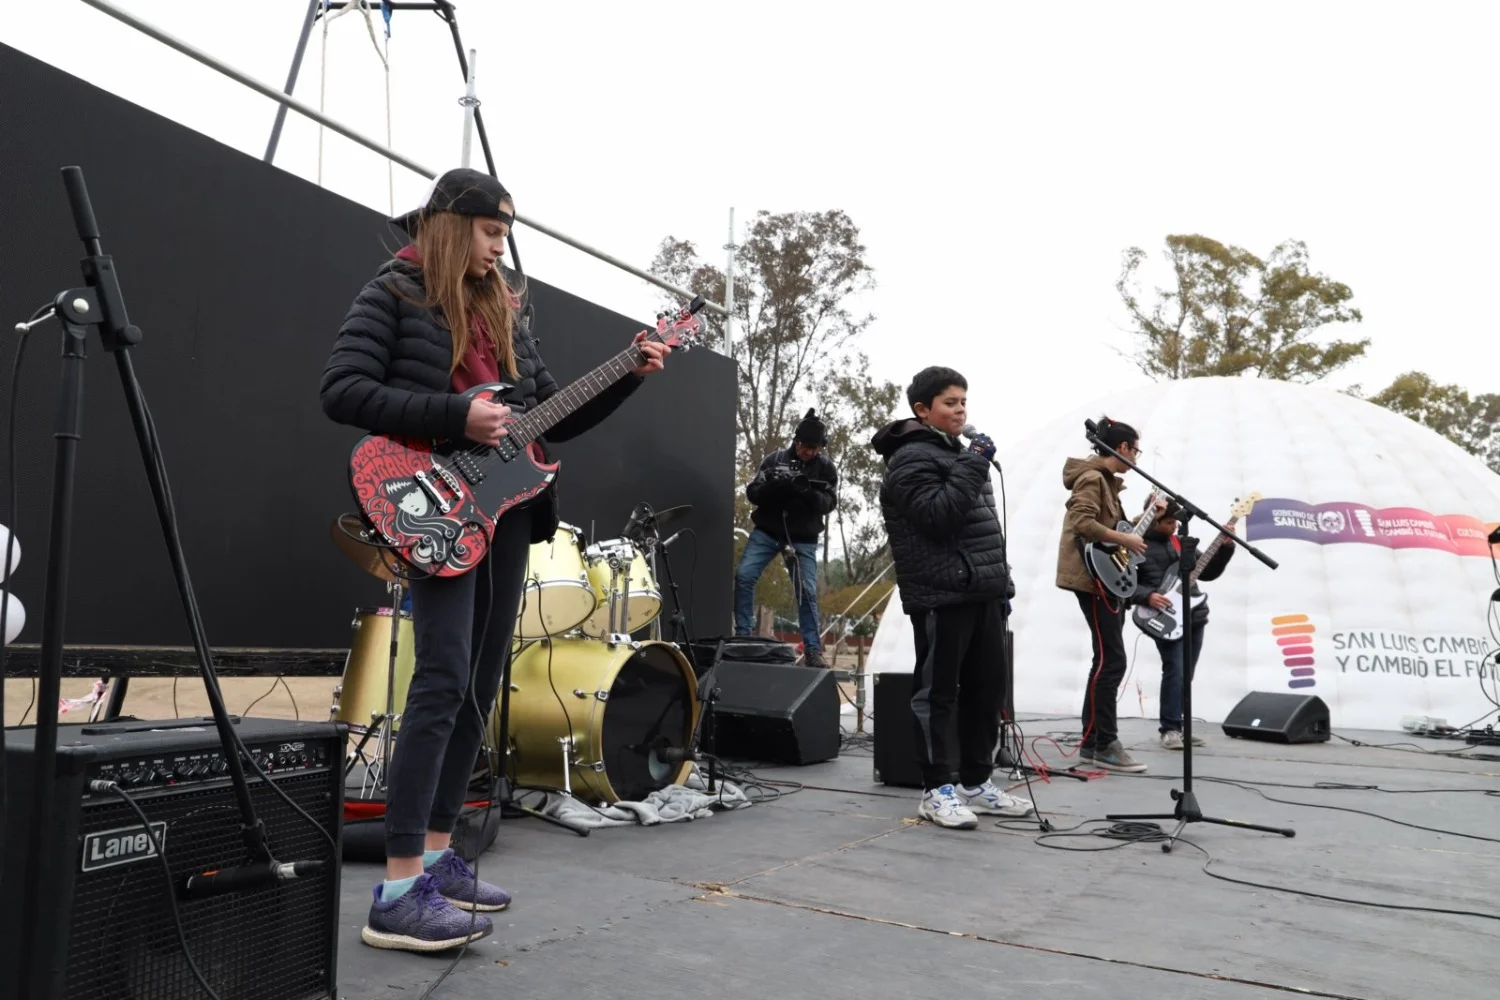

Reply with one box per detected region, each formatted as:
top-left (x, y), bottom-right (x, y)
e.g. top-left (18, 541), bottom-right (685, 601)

top-left (334, 716), bottom-right (1499, 1000)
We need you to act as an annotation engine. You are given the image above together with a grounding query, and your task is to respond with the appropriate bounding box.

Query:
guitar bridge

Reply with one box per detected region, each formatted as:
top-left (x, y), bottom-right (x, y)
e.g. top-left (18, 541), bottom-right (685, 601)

top-left (413, 469), bottom-right (455, 514)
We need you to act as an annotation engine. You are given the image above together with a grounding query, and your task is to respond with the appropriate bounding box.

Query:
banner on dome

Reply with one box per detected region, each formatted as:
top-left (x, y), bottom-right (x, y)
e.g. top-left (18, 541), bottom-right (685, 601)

top-left (1245, 498), bottom-right (1500, 557)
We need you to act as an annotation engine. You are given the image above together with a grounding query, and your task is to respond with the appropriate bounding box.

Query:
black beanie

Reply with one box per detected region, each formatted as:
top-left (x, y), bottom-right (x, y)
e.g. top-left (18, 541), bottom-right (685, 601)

top-left (795, 409), bottom-right (827, 446)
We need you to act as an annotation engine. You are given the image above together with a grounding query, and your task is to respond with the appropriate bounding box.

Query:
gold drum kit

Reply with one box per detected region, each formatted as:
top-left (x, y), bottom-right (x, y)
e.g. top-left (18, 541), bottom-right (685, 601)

top-left (329, 506), bottom-right (701, 805)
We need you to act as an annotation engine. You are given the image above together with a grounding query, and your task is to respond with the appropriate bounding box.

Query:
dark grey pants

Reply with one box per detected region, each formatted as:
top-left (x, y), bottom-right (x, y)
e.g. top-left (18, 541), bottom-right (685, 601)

top-left (909, 600), bottom-right (1006, 791)
top-left (383, 507), bottom-right (531, 858)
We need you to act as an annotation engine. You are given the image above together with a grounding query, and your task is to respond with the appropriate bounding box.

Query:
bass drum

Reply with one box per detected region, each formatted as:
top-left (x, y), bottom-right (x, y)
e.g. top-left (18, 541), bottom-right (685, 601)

top-left (331, 607), bottom-right (415, 732)
top-left (516, 522), bottom-right (597, 639)
top-left (496, 637), bottom-right (700, 803)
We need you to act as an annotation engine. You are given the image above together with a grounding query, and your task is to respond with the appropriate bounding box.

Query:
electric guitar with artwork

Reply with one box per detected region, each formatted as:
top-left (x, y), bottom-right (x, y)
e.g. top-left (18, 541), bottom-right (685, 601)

top-left (1131, 493), bottom-right (1261, 641)
top-left (1083, 486), bottom-right (1167, 600)
top-left (347, 296), bottom-right (706, 578)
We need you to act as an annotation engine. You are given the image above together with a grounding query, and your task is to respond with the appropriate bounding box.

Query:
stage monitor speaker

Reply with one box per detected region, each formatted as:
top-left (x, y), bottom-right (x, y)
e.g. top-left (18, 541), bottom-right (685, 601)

top-left (1221, 691), bottom-right (1331, 744)
top-left (872, 629), bottom-right (1016, 787)
top-left (0, 717), bottom-right (345, 1000)
top-left (711, 662), bottom-right (839, 765)
top-left (873, 672), bottom-right (923, 787)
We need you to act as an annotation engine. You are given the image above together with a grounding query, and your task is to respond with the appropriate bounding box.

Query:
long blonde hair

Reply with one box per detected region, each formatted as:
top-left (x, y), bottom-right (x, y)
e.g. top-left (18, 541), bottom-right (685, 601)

top-left (410, 210), bottom-right (520, 378)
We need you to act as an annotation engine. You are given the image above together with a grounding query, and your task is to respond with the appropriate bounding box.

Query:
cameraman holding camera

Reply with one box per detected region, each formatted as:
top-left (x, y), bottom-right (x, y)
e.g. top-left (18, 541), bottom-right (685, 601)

top-left (734, 410), bottom-right (839, 668)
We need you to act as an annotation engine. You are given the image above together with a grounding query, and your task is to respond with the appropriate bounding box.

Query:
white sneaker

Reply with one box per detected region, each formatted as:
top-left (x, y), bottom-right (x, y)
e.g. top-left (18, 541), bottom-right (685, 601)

top-left (956, 780), bottom-right (1036, 817)
top-left (1161, 731), bottom-right (1185, 750)
top-left (919, 785), bottom-right (979, 829)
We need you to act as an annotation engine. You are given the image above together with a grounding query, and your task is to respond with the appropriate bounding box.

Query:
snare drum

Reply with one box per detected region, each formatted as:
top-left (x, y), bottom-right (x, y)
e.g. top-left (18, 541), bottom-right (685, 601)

top-left (516, 522), bottom-right (597, 639)
top-left (580, 539), bottom-right (662, 638)
top-left (493, 636), bottom-right (700, 803)
top-left (331, 607), bottom-right (415, 733)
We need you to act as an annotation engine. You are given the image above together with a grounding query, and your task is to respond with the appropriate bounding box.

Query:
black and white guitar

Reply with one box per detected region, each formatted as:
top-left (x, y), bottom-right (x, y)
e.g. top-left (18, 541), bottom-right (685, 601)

top-left (1131, 493), bottom-right (1261, 641)
top-left (1083, 487), bottom-right (1166, 600)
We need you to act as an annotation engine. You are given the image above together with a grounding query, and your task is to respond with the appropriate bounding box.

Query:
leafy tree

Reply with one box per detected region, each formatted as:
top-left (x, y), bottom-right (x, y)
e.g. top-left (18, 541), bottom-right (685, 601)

top-left (653, 210), bottom-right (896, 594)
top-left (820, 581), bottom-right (894, 624)
top-left (651, 210), bottom-right (875, 469)
top-left (1363, 372), bottom-right (1500, 474)
top-left (1117, 235), bottom-right (1367, 382)
top-left (817, 357), bottom-right (900, 583)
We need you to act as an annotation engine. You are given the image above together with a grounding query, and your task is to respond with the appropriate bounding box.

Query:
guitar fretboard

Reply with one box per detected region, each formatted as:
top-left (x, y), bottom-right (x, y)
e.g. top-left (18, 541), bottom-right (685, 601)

top-left (1190, 518), bottom-right (1237, 582)
top-left (507, 343), bottom-right (650, 448)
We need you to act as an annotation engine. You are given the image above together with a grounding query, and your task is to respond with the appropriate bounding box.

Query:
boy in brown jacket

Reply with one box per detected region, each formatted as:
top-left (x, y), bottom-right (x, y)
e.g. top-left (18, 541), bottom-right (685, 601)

top-left (1056, 416), bottom-right (1161, 773)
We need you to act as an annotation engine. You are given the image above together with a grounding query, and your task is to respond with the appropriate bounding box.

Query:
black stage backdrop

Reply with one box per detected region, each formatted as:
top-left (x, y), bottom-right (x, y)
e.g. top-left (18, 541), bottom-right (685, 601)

top-left (0, 43), bottom-right (734, 657)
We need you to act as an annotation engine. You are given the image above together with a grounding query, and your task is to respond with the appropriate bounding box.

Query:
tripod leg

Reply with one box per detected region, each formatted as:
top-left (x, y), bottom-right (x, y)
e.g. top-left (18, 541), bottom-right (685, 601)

top-left (501, 800), bottom-right (591, 837)
top-left (102, 673), bottom-right (130, 720)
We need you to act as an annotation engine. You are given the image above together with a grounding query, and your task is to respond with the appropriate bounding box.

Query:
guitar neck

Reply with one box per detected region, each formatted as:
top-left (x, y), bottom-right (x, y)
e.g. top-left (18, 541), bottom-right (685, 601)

top-left (1129, 490), bottom-right (1166, 537)
top-left (508, 344), bottom-right (646, 447)
top-left (1189, 516), bottom-right (1238, 582)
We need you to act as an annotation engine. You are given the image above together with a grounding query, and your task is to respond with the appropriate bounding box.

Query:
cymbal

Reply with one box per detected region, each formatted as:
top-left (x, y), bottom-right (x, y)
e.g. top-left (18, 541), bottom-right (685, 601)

top-left (652, 504), bottom-right (693, 529)
top-left (331, 513), bottom-right (399, 584)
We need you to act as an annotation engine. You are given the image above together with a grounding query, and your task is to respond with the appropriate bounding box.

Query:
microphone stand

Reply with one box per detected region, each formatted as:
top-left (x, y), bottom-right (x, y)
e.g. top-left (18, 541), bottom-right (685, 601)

top-left (1083, 420), bottom-right (1295, 852)
top-left (19, 168), bottom-right (281, 995)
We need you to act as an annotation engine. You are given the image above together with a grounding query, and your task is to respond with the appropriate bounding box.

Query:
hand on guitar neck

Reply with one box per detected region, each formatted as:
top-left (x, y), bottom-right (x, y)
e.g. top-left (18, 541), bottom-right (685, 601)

top-left (1109, 496), bottom-right (1166, 556)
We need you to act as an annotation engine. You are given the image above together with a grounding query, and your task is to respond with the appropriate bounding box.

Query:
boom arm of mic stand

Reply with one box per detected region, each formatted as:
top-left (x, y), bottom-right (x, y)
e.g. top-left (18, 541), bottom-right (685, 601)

top-left (1082, 428), bottom-right (1278, 572)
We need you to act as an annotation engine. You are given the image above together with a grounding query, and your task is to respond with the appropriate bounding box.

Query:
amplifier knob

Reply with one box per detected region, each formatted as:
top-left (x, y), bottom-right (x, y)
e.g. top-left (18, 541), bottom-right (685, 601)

top-left (211, 760), bottom-right (228, 776)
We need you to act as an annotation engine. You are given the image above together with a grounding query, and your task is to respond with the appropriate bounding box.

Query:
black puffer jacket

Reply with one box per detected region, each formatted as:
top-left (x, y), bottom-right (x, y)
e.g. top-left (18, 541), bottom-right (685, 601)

top-left (320, 258), bottom-right (643, 544)
top-left (746, 447), bottom-right (838, 543)
top-left (871, 419), bottom-right (1011, 613)
top-left (1131, 529), bottom-right (1234, 625)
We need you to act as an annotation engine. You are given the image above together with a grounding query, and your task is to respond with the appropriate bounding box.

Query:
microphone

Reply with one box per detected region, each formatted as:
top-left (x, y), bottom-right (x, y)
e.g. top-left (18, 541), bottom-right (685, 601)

top-left (179, 860), bottom-right (327, 900)
top-left (621, 501), bottom-right (654, 542)
top-left (1084, 418), bottom-right (1099, 436)
top-left (961, 424), bottom-right (1002, 472)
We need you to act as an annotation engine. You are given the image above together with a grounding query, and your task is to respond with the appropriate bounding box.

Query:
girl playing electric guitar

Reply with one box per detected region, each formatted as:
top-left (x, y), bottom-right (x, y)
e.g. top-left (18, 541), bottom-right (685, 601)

top-left (321, 168), bottom-right (670, 953)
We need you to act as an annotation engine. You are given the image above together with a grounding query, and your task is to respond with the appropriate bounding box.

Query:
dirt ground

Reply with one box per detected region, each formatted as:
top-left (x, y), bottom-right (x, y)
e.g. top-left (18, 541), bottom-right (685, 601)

top-left (4, 646), bottom-right (869, 728)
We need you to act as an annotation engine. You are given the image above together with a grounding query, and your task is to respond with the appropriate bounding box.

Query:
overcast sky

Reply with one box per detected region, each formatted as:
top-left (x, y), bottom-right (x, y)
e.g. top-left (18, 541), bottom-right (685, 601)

top-left (5, 1), bottom-right (1497, 445)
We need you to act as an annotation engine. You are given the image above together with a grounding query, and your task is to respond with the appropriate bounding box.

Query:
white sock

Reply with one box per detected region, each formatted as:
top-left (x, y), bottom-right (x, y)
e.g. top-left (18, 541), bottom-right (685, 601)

top-left (422, 848), bottom-right (448, 867)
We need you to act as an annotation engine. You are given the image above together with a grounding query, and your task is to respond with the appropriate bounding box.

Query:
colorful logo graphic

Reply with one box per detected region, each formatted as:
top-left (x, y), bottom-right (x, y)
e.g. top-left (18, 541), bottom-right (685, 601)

top-left (1247, 499), bottom-right (1500, 558)
top-left (1271, 614), bottom-right (1317, 689)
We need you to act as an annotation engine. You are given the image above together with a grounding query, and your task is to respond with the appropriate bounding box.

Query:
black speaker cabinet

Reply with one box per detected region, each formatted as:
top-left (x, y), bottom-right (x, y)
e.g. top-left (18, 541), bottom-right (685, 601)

top-left (1222, 691), bottom-right (1331, 744)
top-left (710, 662), bottom-right (840, 765)
top-left (872, 628), bottom-right (1015, 787)
top-left (873, 673), bottom-right (923, 787)
top-left (1, 717), bottom-right (344, 1000)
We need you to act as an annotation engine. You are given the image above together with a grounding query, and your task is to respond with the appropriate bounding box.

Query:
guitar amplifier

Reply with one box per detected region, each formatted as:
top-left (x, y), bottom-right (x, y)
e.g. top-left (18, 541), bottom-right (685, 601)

top-left (0, 717), bottom-right (345, 1000)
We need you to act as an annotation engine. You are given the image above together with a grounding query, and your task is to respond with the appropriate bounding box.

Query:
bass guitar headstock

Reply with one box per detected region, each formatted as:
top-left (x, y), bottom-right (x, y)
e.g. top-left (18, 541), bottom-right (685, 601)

top-left (1227, 491), bottom-right (1263, 521)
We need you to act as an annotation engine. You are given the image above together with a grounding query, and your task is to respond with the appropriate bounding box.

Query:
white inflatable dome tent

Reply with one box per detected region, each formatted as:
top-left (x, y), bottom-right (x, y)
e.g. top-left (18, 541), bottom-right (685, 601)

top-left (868, 377), bottom-right (1500, 733)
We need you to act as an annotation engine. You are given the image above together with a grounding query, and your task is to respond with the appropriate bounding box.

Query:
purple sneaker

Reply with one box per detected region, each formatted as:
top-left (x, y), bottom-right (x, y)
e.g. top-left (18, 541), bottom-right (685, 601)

top-left (360, 873), bottom-right (493, 952)
top-left (425, 848), bottom-right (512, 912)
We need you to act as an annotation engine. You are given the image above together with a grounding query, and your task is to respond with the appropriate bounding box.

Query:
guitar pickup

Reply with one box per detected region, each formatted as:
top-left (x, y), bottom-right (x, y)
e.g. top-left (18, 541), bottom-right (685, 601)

top-left (451, 452), bottom-right (485, 485)
top-left (413, 470), bottom-right (453, 514)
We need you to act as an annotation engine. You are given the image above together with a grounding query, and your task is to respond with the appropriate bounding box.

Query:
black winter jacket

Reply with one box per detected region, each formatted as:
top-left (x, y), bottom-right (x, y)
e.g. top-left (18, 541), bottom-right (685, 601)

top-left (746, 447), bottom-right (838, 543)
top-left (872, 419), bottom-right (1011, 614)
top-left (1131, 529), bottom-right (1234, 625)
top-left (320, 259), bottom-right (643, 544)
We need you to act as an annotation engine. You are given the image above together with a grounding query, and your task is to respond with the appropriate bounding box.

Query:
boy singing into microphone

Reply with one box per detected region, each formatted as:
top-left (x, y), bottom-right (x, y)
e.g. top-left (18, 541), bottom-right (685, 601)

top-left (871, 367), bottom-right (1031, 830)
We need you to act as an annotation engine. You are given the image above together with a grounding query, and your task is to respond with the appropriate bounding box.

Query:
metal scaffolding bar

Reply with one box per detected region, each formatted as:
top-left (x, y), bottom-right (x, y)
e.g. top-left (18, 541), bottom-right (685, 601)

top-left (79, 0), bottom-right (726, 317)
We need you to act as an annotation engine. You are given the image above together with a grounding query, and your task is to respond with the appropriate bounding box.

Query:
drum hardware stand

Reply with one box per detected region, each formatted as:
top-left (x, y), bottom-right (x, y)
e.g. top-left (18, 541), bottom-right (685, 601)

top-left (652, 529), bottom-right (720, 793)
top-left (1085, 420), bottom-right (1294, 852)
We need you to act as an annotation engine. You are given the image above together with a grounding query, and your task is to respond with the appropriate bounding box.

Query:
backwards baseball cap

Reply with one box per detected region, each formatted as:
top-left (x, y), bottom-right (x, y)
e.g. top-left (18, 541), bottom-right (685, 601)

top-left (388, 167), bottom-right (513, 236)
